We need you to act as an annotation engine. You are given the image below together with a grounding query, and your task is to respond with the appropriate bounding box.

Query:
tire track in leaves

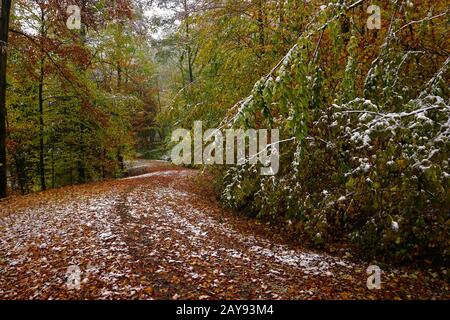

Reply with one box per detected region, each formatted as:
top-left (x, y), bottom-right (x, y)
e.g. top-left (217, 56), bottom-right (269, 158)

top-left (116, 170), bottom-right (360, 299)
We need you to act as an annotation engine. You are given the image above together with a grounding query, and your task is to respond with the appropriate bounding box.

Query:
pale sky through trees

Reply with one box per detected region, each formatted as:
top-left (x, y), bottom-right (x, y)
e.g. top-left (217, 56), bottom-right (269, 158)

top-left (145, 1), bottom-right (178, 40)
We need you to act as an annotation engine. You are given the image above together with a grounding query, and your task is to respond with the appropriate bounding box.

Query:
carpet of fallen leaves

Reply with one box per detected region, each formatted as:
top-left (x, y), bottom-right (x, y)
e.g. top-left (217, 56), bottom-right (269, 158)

top-left (0, 161), bottom-right (448, 300)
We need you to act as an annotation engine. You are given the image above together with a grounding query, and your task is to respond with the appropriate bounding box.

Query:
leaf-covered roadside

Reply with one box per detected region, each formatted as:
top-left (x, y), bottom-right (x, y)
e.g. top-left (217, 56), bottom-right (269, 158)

top-left (1, 163), bottom-right (448, 300)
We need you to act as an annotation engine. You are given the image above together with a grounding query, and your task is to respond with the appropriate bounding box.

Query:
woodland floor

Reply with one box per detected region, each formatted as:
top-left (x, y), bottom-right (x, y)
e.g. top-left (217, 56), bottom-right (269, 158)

top-left (0, 161), bottom-right (448, 300)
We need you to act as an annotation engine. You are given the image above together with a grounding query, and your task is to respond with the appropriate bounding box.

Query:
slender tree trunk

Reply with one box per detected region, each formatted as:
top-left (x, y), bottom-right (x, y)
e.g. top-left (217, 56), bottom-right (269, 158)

top-left (179, 57), bottom-right (186, 89)
top-left (256, 0), bottom-right (266, 58)
top-left (77, 124), bottom-right (86, 183)
top-left (115, 30), bottom-right (125, 176)
top-left (51, 147), bottom-right (55, 189)
top-left (38, 7), bottom-right (46, 191)
top-left (77, 2), bottom-right (87, 184)
top-left (13, 153), bottom-right (25, 195)
top-left (117, 64), bottom-right (122, 91)
top-left (38, 57), bottom-right (46, 191)
top-left (183, 0), bottom-right (194, 84)
top-left (156, 76), bottom-right (162, 112)
top-left (0, 0), bottom-right (12, 198)
top-left (117, 147), bottom-right (124, 174)
top-left (101, 148), bottom-right (106, 179)
top-left (278, 0), bottom-right (284, 27)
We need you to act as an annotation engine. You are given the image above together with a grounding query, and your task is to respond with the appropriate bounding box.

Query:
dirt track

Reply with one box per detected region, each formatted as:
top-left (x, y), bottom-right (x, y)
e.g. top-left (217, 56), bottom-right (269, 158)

top-left (0, 162), bottom-right (448, 299)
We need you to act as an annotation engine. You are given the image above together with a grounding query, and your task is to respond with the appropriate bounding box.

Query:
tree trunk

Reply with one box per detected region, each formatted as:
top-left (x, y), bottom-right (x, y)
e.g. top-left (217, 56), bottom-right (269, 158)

top-left (278, 0), bottom-right (284, 27)
top-left (156, 76), bottom-right (162, 112)
top-left (38, 7), bottom-right (46, 191)
top-left (183, 0), bottom-right (194, 84)
top-left (13, 153), bottom-right (25, 195)
top-left (77, 2), bottom-right (87, 184)
top-left (117, 63), bottom-right (122, 91)
top-left (0, 0), bottom-right (12, 198)
top-left (38, 57), bottom-right (46, 191)
top-left (117, 147), bottom-right (124, 174)
top-left (77, 124), bottom-right (86, 183)
top-left (51, 147), bottom-right (55, 189)
top-left (101, 148), bottom-right (106, 179)
top-left (256, 0), bottom-right (266, 58)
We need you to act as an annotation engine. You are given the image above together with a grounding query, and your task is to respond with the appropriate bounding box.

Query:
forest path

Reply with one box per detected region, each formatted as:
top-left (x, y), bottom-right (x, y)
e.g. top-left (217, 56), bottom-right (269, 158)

top-left (0, 162), bottom-right (447, 299)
